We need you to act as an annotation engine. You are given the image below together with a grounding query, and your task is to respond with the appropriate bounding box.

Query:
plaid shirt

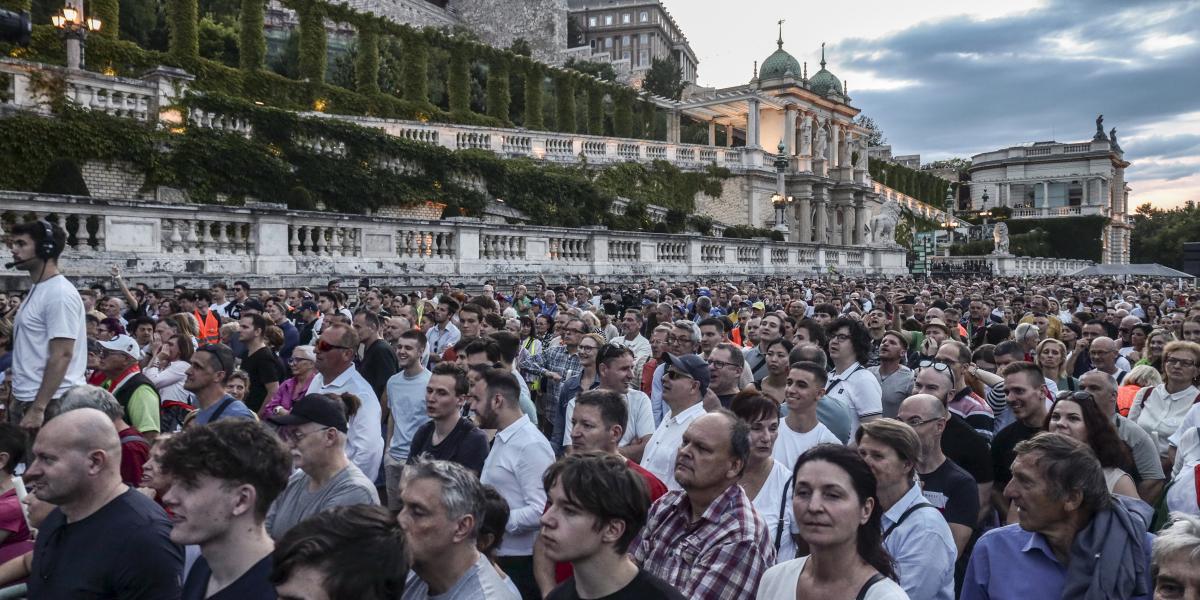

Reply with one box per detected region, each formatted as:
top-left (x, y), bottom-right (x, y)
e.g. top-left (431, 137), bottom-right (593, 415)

top-left (523, 345), bottom-right (581, 413)
top-left (632, 484), bottom-right (775, 600)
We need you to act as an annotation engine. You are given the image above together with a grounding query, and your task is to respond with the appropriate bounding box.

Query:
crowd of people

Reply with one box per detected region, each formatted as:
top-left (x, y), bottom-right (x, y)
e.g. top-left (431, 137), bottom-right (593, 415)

top-left (2, 219), bottom-right (1200, 599)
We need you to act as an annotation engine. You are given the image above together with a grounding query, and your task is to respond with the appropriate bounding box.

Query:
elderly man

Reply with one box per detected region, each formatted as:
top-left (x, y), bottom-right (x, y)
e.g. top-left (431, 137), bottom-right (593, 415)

top-left (25, 408), bottom-right (183, 597)
top-left (1149, 514), bottom-right (1200, 598)
top-left (640, 354), bottom-right (710, 490)
top-left (307, 323), bottom-right (384, 481)
top-left (633, 411), bottom-right (774, 600)
top-left (46, 384), bottom-right (150, 487)
top-left (1077, 370), bottom-right (1166, 504)
top-left (96, 334), bottom-right (161, 441)
top-left (1088, 336), bottom-right (1129, 384)
top-left (962, 432), bottom-right (1153, 600)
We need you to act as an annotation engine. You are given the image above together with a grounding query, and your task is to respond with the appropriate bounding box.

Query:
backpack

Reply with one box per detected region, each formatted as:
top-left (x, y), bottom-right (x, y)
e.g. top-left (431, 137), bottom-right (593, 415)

top-left (160, 400), bottom-right (195, 433)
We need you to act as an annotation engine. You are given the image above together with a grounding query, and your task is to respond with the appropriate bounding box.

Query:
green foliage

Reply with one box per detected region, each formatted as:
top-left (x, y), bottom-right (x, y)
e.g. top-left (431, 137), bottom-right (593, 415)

top-left (400, 31), bottom-right (428, 104)
top-left (523, 63), bottom-right (543, 130)
top-left (566, 16), bottom-right (583, 48)
top-left (853, 115), bottom-right (885, 146)
top-left (268, 31), bottom-right (300, 79)
top-left (485, 55), bottom-right (510, 123)
top-left (238, 0), bottom-right (265, 70)
top-left (723, 225), bottom-right (785, 241)
top-left (198, 16), bottom-right (239, 67)
top-left (586, 85), bottom-right (603, 135)
top-left (562, 58), bottom-right (616, 82)
top-left (868, 158), bottom-right (952, 208)
top-left (642, 57), bottom-right (683, 100)
top-left (91, 0), bottom-right (119, 38)
top-left (1131, 202), bottom-right (1200, 269)
top-left (1006, 216), bottom-right (1106, 261)
top-left (118, 0), bottom-right (160, 48)
top-left (297, 0), bottom-right (326, 82)
top-left (507, 38), bottom-right (531, 57)
top-left (447, 45), bottom-right (469, 114)
top-left (554, 73), bottom-right (575, 134)
top-left (0, 0), bottom-right (30, 13)
top-left (168, 0), bottom-right (199, 61)
top-left (38, 158), bottom-right (90, 196)
top-left (613, 90), bottom-right (632, 138)
top-left (592, 161), bottom-right (729, 214)
top-left (285, 185), bottom-right (316, 210)
top-left (354, 28), bottom-right (379, 94)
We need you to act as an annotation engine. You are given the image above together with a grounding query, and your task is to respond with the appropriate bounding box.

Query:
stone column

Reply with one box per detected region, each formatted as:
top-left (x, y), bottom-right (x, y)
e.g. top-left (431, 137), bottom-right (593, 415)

top-left (839, 128), bottom-right (851, 167)
top-left (830, 124), bottom-right (840, 167)
top-left (784, 105), bottom-right (797, 155)
top-left (746, 98), bottom-right (761, 148)
top-left (799, 113), bottom-right (812, 156)
top-left (1041, 181), bottom-right (1050, 215)
top-left (1112, 167), bottom-right (1126, 214)
top-left (814, 192), bottom-right (828, 244)
top-left (667, 109), bottom-right (681, 144)
top-left (725, 124), bottom-right (734, 148)
top-left (840, 203), bottom-right (853, 244)
top-left (854, 195), bottom-right (867, 245)
top-left (708, 121), bottom-right (716, 146)
top-left (797, 195), bottom-right (812, 243)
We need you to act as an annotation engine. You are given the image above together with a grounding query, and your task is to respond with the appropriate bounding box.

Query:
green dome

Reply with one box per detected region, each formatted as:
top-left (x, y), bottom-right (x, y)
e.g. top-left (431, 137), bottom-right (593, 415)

top-left (809, 45), bottom-right (842, 96)
top-left (760, 43), bottom-right (801, 80)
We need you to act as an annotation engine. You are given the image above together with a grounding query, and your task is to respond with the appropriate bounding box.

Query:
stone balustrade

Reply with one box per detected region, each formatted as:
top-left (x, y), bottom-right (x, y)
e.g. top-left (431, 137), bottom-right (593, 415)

top-left (0, 58), bottom-right (192, 123)
top-left (0, 192), bottom-right (912, 290)
top-left (1008, 204), bottom-right (1108, 219)
top-left (929, 254), bottom-right (1093, 276)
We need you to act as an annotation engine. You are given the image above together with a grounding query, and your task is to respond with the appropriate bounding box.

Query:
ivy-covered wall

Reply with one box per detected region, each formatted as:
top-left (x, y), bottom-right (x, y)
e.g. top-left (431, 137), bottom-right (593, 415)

top-left (868, 158), bottom-right (952, 209)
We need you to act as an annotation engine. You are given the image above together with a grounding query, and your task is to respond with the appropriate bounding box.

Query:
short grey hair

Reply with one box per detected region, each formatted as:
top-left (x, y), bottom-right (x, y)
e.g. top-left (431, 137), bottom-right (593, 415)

top-left (1014, 432), bottom-right (1111, 514)
top-left (47, 384), bottom-right (123, 422)
top-left (673, 320), bottom-right (701, 343)
top-left (1153, 513), bottom-right (1200, 578)
top-left (402, 456), bottom-right (486, 539)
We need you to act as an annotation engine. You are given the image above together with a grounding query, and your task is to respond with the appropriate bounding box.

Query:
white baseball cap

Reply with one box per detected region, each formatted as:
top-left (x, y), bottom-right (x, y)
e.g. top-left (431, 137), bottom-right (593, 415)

top-left (98, 335), bottom-right (141, 361)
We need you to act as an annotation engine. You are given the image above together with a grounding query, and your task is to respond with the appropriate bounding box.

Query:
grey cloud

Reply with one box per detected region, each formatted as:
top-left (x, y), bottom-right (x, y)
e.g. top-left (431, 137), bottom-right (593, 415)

top-left (1125, 134), bottom-right (1200, 160)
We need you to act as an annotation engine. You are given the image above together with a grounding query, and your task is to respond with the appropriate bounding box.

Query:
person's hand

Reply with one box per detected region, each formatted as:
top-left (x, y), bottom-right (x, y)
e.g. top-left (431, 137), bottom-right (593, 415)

top-left (273, 406), bottom-right (290, 416)
top-left (110, 266), bottom-right (121, 279)
top-left (921, 337), bottom-right (939, 355)
top-left (547, 372), bottom-right (563, 382)
top-left (20, 405), bottom-right (45, 433)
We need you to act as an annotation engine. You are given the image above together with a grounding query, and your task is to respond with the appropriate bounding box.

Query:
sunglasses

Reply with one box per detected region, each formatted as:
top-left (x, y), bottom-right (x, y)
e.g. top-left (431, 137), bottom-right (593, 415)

top-left (665, 369), bottom-right (695, 382)
top-left (1056, 390), bottom-right (1095, 403)
top-left (917, 359), bottom-right (951, 373)
top-left (316, 340), bottom-right (352, 353)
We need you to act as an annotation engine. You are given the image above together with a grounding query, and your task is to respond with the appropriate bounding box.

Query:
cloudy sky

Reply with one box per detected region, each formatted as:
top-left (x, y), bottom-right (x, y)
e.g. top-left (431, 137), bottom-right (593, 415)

top-left (667, 0), bottom-right (1200, 209)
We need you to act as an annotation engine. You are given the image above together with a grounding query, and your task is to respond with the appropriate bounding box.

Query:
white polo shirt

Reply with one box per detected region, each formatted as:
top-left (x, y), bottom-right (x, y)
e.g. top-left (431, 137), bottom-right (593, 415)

top-left (639, 401), bottom-right (706, 491)
top-left (826, 361), bottom-right (883, 435)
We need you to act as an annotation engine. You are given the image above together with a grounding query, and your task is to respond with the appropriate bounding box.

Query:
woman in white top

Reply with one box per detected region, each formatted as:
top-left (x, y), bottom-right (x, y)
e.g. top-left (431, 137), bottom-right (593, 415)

top-left (1045, 390), bottom-right (1139, 498)
top-left (143, 334), bottom-right (193, 403)
top-left (757, 444), bottom-right (908, 600)
top-left (1129, 340), bottom-right (1200, 462)
top-left (730, 392), bottom-right (796, 564)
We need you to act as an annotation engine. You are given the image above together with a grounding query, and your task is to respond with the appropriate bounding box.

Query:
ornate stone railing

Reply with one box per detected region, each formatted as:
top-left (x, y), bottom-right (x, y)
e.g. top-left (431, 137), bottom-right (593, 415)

top-left (0, 192), bottom-right (910, 289)
top-left (930, 254), bottom-right (1093, 276)
top-left (1009, 204), bottom-right (1108, 219)
top-left (0, 58), bottom-right (192, 123)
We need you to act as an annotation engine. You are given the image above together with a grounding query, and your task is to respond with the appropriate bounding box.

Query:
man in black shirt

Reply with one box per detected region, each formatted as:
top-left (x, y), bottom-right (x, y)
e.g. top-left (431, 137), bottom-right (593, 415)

top-left (407, 363), bottom-right (489, 475)
top-left (354, 310), bottom-right (399, 407)
top-left (160, 419), bottom-right (292, 600)
top-left (992, 361), bottom-right (1049, 520)
top-left (25, 408), bottom-right (183, 598)
top-left (240, 313), bottom-right (284, 413)
top-left (541, 452), bottom-right (684, 600)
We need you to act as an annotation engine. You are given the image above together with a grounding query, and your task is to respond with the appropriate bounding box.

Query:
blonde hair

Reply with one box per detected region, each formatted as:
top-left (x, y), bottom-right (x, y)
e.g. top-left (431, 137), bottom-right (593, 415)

top-left (855, 418), bottom-right (923, 479)
top-left (1126, 364), bottom-right (1162, 388)
top-left (1034, 338), bottom-right (1069, 380)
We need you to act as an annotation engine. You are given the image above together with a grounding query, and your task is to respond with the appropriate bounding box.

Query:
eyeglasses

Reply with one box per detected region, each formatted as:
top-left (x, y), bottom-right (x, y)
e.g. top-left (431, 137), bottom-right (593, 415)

top-left (917, 359), bottom-right (951, 373)
top-left (1056, 390), bottom-right (1095, 403)
top-left (901, 416), bottom-right (942, 428)
top-left (829, 333), bottom-right (851, 342)
top-left (707, 358), bottom-right (739, 370)
top-left (564, 328), bottom-right (587, 335)
top-left (1165, 357), bottom-right (1197, 368)
top-left (288, 357), bottom-right (313, 364)
top-left (283, 426), bottom-right (332, 444)
top-left (316, 340), bottom-right (351, 353)
top-left (665, 370), bottom-right (695, 382)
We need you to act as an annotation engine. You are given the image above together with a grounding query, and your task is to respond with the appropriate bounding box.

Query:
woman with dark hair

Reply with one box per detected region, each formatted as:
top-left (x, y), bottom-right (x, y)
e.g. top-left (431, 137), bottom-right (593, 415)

top-left (757, 444), bottom-right (907, 599)
top-left (730, 392), bottom-right (795, 564)
top-left (1045, 390), bottom-right (1139, 498)
top-left (755, 338), bottom-right (794, 407)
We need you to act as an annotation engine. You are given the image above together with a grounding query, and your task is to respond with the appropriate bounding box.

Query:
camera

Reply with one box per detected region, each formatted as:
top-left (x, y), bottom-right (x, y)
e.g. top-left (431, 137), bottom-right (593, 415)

top-left (0, 9), bottom-right (31, 46)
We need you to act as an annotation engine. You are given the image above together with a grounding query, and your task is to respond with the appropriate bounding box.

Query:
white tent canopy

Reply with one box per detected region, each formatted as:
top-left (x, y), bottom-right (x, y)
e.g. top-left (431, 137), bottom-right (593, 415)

top-left (1070, 263), bottom-right (1194, 278)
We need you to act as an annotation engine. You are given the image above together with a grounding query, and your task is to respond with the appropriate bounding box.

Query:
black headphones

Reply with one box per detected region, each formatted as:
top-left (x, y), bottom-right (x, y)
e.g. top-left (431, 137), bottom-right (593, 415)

top-left (35, 219), bottom-right (57, 260)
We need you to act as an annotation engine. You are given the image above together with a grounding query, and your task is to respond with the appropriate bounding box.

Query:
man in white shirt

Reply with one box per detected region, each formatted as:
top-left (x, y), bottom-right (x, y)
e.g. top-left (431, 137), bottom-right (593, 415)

top-left (471, 367), bottom-right (555, 599)
top-left (774, 362), bottom-right (842, 470)
top-left (563, 345), bottom-right (655, 461)
top-left (426, 298), bottom-right (462, 367)
top-left (307, 323), bottom-right (385, 481)
top-left (612, 309), bottom-right (652, 374)
top-left (640, 354), bottom-right (710, 490)
top-left (384, 329), bottom-right (432, 510)
top-left (6, 220), bottom-right (86, 431)
top-left (825, 317), bottom-right (883, 434)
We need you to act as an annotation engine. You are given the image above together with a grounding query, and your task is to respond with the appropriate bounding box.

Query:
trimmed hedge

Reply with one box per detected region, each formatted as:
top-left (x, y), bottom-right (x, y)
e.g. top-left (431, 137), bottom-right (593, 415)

top-left (354, 28), bottom-right (380, 94)
top-left (554, 73), bottom-right (575, 134)
top-left (238, 0), bottom-right (266, 70)
top-left (296, 0), bottom-right (327, 83)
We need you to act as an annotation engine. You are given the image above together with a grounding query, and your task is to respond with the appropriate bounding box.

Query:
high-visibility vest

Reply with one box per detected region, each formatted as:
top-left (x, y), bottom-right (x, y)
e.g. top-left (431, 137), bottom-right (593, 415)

top-left (195, 309), bottom-right (221, 346)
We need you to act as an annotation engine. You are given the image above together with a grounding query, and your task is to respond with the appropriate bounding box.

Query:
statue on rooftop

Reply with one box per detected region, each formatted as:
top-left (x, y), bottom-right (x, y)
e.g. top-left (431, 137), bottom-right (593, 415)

top-left (1093, 114), bottom-right (1108, 141)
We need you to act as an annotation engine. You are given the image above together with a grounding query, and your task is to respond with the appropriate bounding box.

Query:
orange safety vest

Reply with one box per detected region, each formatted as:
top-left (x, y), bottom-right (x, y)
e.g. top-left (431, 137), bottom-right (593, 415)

top-left (194, 309), bottom-right (221, 345)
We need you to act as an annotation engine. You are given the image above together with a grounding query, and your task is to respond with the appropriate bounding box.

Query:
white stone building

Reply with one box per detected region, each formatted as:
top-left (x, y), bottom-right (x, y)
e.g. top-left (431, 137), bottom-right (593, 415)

top-left (967, 116), bottom-right (1131, 264)
top-left (566, 0), bottom-right (699, 85)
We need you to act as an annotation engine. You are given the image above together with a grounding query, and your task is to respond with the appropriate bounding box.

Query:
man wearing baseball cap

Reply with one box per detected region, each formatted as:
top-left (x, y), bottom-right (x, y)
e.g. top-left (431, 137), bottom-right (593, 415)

top-left (297, 300), bottom-right (321, 346)
top-left (96, 334), bottom-right (161, 440)
top-left (266, 393), bottom-right (380, 539)
top-left (640, 353), bottom-right (710, 490)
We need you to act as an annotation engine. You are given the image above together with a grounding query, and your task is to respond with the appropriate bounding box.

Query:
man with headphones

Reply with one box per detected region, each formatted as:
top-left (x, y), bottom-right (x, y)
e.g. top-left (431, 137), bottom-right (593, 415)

top-left (6, 220), bottom-right (87, 432)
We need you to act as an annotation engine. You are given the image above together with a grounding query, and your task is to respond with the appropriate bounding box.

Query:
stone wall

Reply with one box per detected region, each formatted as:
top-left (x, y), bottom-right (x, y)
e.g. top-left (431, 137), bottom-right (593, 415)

top-left (695, 175), bottom-right (750, 225)
top-left (81, 160), bottom-right (152, 200)
top-left (451, 0), bottom-right (568, 64)
top-left (338, 0), bottom-right (459, 29)
top-left (374, 202), bottom-right (444, 220)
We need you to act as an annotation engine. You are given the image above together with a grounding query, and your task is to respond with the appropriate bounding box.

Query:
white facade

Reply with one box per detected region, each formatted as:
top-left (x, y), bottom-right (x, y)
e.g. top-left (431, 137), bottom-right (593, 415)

top-left (968, 124), bottom-right (1131, 265)
top-left (567, 0), bottom-right (699, 84)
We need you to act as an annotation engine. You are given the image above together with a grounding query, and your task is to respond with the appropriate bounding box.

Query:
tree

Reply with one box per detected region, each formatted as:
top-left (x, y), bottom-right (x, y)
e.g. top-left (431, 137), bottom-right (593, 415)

top-left (198, 16), bottom-right (239, 66)
top-left (508, 38), bottom-right (532, 57)
top-left (562, 58), bottom-right (616, 82)
top-left (854, 115), bottom-right (886, 146)
top-left (238, 0), bottom-right (265, 70)
top-left (1131, 202), bottom-right (1200, 269)
top-left (566, 16), bottom-right (584, 48)
top-left (642, 57), bottom-right (684, 100)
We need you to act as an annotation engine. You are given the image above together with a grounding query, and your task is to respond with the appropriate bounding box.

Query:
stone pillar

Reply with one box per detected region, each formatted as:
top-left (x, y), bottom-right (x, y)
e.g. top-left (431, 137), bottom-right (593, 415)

top-left (746, 98), bottom-right (761, 148)
top-left (799, 113), bottom-right (812, 156)
top-left (708, 121), bottom-right (716, 146)
top-left (667, 110), bottom-right (681, 144)
top-left (854, 196), bottom-right (867, 245)
top-left (839, 128), bottom-right (851, 167)
top-left (1041, 181), bottom-right (1050, 215)
top-left (784, 106), bottom-right (797, 155)
top-left (725, 124), bottom-right (734, 147)
top-left (840, 203), bottom-right (853, 245)
top-left (1112, 167), bottom-right (1126, 214)
top-left (797, 195), bottom-right (812, 243)
top-left (814, 193), bottom-right (828, 244)
top-left (830, 125), bottom-right (840, 167)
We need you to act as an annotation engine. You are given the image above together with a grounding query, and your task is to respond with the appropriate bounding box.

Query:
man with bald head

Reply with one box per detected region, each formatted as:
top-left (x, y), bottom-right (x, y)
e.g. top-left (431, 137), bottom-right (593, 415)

top-left (1088, 336), bottom-right (1128, 383)
top-left (25, 408), bottom-right (182, 598)
top-left (897, 394), bottom-right (979, 557)
top-left (1077, 370), bottom-right (1165, 503)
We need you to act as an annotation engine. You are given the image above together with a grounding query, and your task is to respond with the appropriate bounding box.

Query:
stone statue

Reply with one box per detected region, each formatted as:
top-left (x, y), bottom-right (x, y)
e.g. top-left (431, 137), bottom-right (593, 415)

top-left (868, 201), bottom-right (901, 246)
top-left (1110, 127), bottom-right (1122, 152)
top-left (814, 121), bottom-right (828, 162)
top-left (992, 221), bottom-right (1010, 255)
top-left (800, 116), bottom-right (812, 156)
top-left (1093, 114), bottom-right (1108, 141)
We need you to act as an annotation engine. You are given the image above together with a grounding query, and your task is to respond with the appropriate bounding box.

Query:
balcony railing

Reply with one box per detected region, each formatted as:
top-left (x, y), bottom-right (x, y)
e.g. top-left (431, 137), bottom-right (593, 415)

top-left (930, 254), bottom-right (1093, 276)
top-left (0, 192), bottom-right (911, 287)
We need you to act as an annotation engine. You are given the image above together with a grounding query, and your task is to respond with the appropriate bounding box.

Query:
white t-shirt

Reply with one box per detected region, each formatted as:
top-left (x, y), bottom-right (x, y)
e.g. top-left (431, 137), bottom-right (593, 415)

top-left (11, 275), bottom-right (87, 402)
top-left (749, 459), bottom-right (797, 564)
top-left (562, 388), bottom-right (655, 448)
top-left (756, 556), bottom-right (909, 600)
top-left (827, 362), bottom-right (884, 434)
top-left (772, 418), bottom-right (842, 472)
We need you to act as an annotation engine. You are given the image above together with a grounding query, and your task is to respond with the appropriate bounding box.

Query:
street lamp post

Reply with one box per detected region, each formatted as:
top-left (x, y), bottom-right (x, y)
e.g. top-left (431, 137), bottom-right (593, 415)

top-left (51, 2), bottom-right (101, 70)
top-left (771, 141), bottom-right (794, 238)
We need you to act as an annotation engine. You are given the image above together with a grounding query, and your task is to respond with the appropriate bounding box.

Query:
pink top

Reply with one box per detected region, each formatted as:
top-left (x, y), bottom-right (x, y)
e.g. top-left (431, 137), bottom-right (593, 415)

top-left (259, 373), bottom-right (314, 418)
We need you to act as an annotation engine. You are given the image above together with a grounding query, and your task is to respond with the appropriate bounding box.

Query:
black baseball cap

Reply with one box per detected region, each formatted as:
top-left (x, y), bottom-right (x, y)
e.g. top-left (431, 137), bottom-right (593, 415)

top-left (268, 394), bottom-right (349, 433)
top-left (666, 353), bottom-right (711, 397)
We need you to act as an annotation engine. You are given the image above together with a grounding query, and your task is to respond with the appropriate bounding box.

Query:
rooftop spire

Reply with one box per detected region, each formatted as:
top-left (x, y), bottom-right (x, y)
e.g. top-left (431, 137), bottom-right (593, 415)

top-left (820, 42), bottom-right (827, 69)
top-left (777, 19), bottom-right (785, 49)
top-left (803, 61), bottom-right (807, 79)
top-left (753, 60), bottom-right (758, 79)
